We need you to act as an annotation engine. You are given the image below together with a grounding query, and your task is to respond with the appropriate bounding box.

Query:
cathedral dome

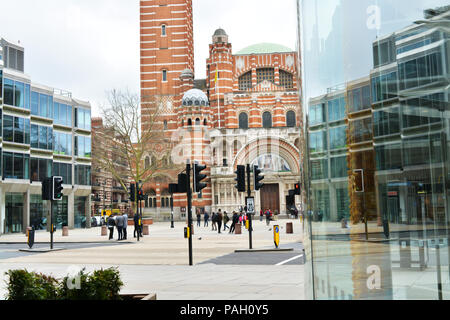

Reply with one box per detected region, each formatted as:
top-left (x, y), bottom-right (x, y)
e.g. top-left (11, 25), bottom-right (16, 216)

top-left (213, 28), bottom-right (227, 37)
top-left (180, 68), bottom-right (194, 79)
top-left (182, 88), bottom-right (209, 107)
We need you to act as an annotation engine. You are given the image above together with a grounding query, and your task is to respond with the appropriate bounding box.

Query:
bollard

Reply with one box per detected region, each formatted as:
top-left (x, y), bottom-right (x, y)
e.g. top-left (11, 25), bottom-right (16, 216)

top-left (26, 227), bottom-right (32, 237)
top-left (286, 222), bottom-right (293, 234)
top-left (101, 225), bottom-right (107, 236)
top-left (143, 225), bottom-right (149, 235)
top-left (62, 226), bottom-right (69, 237)
top-left (235, 223), bottom-right (242, 234)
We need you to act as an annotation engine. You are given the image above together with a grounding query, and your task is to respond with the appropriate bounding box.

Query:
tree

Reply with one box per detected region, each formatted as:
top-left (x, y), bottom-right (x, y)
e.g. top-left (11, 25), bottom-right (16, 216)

top-left (92, 90), bottom-right (179, 204)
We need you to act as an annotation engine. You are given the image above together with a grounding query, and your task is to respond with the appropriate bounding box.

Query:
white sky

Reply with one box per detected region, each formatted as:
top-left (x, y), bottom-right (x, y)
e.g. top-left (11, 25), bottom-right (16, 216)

top-left (0, 0), bottom-right (298, 117)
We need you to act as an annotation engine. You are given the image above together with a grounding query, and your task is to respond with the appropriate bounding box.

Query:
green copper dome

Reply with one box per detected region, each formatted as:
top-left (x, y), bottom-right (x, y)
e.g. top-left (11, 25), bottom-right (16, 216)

top-left (235, 43), bottom-right (294, 55)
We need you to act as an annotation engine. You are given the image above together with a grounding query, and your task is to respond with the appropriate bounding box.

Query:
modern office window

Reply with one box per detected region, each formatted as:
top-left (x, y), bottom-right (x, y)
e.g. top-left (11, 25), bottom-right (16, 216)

top-left (310, 158), bottom-right (328, 180)
top-left (54, 102), bottom-right (72, 127)
top-left (262, 111), bottom-right (272, 128)
top-left (280, 70), bottom-right (294, 89)
top-left (328, 97), bottom-right (346, 122)
top-left (75, 165), bottom-right (91, 186)
top-left (373, 106), bottom-right (400, 137)
top-left (329, 126), bottom-right (347, 150)
top-left (286, 110), bottom-right (296, 127)
top-left (372, 72), bottom-right (398, 103)
top-left (330, 156), bottom-right (348, 178)
top-left (375, 143), bottom-right (402, 171)
top-left (238, 112), bottom-right (248, 129)
top-left (309, 130), bottom-right (327, 153)
top-left (3, 115), bottom-right (30, 144)
top-left (402, 93), bottom-right (444, 128)
top-left (398, 52), bottom-right (443, 90)
top-left (373, 38), bottom-right (396, 67)
top-left (75, 135), bottom-right (91, 158)
top-left (349, 117), bottom-right (372, 144)
top-left (257, 68), bottom-right (274, 84)
top-left (53, 162), bottom-right (72, 185)
top-left (31, 91), bottom-right (53, 118)
top-left (75, 107), bottom-right (91, 130)
top-left (2, 152), bottom-right (30, 179)
top-left (0, 70), bottom-right (3, 99)
top-left (31, 125), bottom-right (53, 150)
top-left (238, 71), bottom-right (252, 91)
top-left (3, 79), bottom-right (14, 106)
top-left (53, 131), bottom-right (72, 156)
top-left (30, 158), bottom-right (52, 182)
top-left (309, 104), bottom-right (325, 125)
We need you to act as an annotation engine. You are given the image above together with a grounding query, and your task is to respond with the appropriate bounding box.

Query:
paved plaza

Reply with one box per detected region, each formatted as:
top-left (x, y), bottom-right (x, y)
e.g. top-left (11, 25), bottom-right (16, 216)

top-left (0, 218), bottom-right (305, 300)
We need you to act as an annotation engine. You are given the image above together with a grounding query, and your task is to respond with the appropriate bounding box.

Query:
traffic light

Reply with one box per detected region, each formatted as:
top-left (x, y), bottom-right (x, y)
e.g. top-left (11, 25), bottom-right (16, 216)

top-left (234, 165), bottom-right (246, 192)
top-left (129, 183), bottom-right (136, 202)
top-left (52, 176), bottom-right (64, 201)
top-left (138, 186), bottom-right (145, 201)
top-left (194, 163), bottom-right (207, 193)
top-left (294, 183), bottom-right (301, 195)
top-left (42, 177), bottom-right (52, 200)
top-left (177, 173), bottom-right (188, 193)
top-left (253, 165), bottom-right (264, 191)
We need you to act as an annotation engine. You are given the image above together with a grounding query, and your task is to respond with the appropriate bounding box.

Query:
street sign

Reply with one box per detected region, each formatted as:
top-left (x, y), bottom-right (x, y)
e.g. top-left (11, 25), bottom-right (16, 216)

top-left (273, 225), bottom-right (280, 248)
top-left (246, 197), bottom-right (255, 214)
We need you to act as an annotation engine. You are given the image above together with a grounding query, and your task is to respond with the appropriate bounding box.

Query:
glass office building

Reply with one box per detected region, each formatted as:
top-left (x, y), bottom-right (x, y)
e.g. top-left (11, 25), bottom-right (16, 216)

top-left (299, 1), bottom-right (449, 299)
top-left (0, 38), bottom-right (92, 234)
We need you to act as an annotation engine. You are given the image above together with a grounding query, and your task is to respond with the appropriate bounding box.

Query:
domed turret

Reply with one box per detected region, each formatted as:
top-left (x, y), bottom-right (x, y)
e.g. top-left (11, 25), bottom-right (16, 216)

top-left (182, 88), bottom-right (209, 107)
top-left (212, 28), bottom-right (228, 44)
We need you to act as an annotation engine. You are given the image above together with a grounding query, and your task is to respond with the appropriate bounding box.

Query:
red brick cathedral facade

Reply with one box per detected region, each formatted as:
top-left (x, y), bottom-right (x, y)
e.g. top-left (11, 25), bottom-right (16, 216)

top-left (140, 0), bottom-right (302, 220)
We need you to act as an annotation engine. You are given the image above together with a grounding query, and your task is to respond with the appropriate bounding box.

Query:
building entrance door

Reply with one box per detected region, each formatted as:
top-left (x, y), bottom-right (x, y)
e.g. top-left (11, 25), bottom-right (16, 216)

top-left (5, 193), bottom-right (24, 234)
top-left (260, 184), bottom-right (280, 213)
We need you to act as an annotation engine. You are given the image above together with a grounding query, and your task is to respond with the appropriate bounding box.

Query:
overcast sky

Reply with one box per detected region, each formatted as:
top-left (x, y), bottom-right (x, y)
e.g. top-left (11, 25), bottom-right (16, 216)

top-left (0, 0), bottom-right (298, 116)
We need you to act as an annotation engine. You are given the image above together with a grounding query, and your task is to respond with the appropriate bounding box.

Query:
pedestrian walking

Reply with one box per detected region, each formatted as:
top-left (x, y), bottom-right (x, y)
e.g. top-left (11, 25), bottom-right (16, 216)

top-left (116, 213), bottom-right (124, 240)
top-left (197, 211), bottom-right (201, 227)
top-left (217, 210), bottom-right (223, 234)
top-left (260, 209), bottom-right (263, 222)
top-left (229, 211), bottom-right (239, 233)
top-left (265, 209), bottom-right (271, 226)
top-left (122, 212), bottom-right (128, 240)
top-left (107, 214), bottom-right (116, 240)
top-left (211, 212), bottom-right (217, 231)
top-left (133, 212), bottom-right (139, 238)
top-left (204, 211), bottom-right (209, 227)
top-left (223, 211), bottom-right (230, 231)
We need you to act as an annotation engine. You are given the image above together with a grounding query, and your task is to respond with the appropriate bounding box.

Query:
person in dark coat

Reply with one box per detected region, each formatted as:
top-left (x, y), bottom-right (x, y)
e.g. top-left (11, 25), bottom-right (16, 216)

top-left (197, 211), bottom-right (201, 227)
top-left (116, 214), bottom-right (124, 240)
top-left (133, 213), bottom-right (140, 238)
top-left (107, 214), bottom-right (116, 240)
top-left (229, 211), bottom-right (239, 234)
top-left (204, 212), bottom-right (209, 227)
top-left (223, 211), bottom-right (230, 231)
top-left (211, 212), bottom-right (217, 231)
top-left (216, 209), bottom-right (223, 234)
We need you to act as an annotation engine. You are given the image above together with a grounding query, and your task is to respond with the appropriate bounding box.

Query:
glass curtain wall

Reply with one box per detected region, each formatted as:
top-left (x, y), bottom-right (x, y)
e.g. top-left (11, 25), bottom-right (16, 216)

top-left (300, 0), bottom-right (449, 300)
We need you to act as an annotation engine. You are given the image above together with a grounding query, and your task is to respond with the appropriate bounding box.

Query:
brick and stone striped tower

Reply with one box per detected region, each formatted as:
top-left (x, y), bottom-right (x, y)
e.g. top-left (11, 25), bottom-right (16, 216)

top-left (206, 29), bottom-right (233, 129)
top-left (140, 0), bottom-right (194, 132)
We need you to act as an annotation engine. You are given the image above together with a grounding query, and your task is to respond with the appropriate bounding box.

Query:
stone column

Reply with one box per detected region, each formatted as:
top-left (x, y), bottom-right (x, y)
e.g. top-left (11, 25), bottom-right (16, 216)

top-left (68, 192), bottom-right (75, 229)
top-left (0, 188), bottom-right (5, 234)
top-left (23, 189), bottom-right (30, 233)
top-left (85, 195), bottom-right (92, 229)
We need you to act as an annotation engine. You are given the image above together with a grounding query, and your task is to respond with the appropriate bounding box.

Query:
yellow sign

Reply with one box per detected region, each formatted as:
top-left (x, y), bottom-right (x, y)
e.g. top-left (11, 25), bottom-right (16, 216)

top-left (245, 220), bottom-right (249, 230)
top-left (273, 225), bottom-right (280, 248)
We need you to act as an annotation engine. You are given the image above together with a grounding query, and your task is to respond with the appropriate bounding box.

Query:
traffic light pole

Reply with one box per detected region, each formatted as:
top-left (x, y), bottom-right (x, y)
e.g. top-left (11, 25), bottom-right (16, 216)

top-left (50, 200), bottom-right (54, 250)
top-left (136, 182), bottom-right (140, 242)
top-left (246, 164), bottom-right (253, 250)
top-left (186, 163), bottom-right (193, 266)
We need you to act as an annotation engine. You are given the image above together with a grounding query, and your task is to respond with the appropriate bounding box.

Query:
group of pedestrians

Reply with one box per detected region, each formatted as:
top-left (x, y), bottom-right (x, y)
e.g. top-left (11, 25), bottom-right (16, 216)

top-left (107, 212), bottom-right (143, 241)
top-left (196, 209), bottom-right (255, 234)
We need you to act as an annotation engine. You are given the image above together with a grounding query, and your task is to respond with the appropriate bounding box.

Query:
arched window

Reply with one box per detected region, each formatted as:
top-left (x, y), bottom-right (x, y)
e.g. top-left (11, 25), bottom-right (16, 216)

top-left (188, 118), bottom-right (192, 126)
top-left (280, 70), bottom-right (293, 89)
top-left (145, 156), bottom-right (150, 169)
top-left (161, 25), bottom-right (167, 36)
top-left (239, 112), bottom-right (248, 129)
top-left (257, 68), bottom-right (274, 84)
top-left (195, 118), bottom-right (201, 126)
top-left (151, 156), bottom-right (157, 166)
top-left (238, 71), bottom-right (252, 91)
top-left (203, 119), bottom-right (207, 126)
top-left (262, 112), bottom-right (272, 128)
top-left (163, 120), bottom-right (168, 130)
top-left (153, 198), bottom-right (157, 207)
top-left (286, 110), bottom-right (296, 127)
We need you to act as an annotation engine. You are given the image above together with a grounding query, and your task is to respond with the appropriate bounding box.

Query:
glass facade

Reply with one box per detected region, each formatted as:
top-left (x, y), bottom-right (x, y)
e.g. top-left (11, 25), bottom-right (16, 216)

top-left (74, 196), bottom-right (87, 229)
top-left (30, 194), bottom-right (48, 230)
top-left (301, 0), bottom-right (450, 300)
